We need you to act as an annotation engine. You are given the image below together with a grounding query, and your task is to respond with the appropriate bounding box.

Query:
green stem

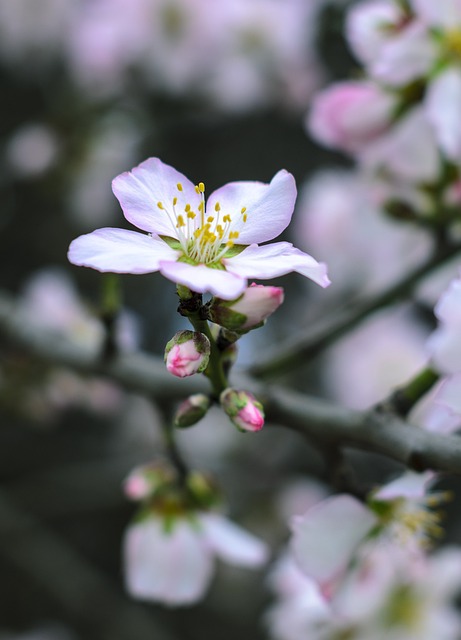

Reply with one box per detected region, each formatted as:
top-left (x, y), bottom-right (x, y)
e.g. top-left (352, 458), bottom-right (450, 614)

top-left (376, 367), bottom-right (440, 417)
top-left (188, 316), bottom-right (228, 398)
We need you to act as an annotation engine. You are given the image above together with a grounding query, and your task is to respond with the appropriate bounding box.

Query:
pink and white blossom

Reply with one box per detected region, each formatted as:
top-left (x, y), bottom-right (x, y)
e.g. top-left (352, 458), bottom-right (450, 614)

top-left (124, 511), bottom-right (268, 606)
top-left (208, 282), bottom-right (284, 331)
top-left (68, 158), bottom-right (329, 300)
top-left (307, 81), bottom-right (396, 154)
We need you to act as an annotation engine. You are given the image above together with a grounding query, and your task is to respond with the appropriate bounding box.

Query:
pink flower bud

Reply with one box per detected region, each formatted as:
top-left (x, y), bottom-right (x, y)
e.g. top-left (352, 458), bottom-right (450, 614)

top-left (164, 330), bottom-right (210, 378)
top-left (220, 388), bottom-right (265, 433)
top-left (308, 81), bottom-right (395, 154)
top-left (208, 283), bottom-right (284, 332)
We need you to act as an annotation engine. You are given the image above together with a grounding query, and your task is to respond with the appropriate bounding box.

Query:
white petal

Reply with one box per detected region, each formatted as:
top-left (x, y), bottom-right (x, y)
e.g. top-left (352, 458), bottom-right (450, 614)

top-left (68, 228), bottom-right (180, 273)
top-left (112, 157), bottom-right (201, 236)
top-left (200, 513), bottom-right (269, 567)
top-left (411, 0), bottom-right (461, 27)
top-left (433, 374), bottom-right (461, 415)
top-left (226, 243), bottom-right (330, 288)
top-left (428, 326), bottom-right (461, 375)
top-left (159, 260), bottom-right (246, 299)
top-left (374, 470), bottom-right (435, 501)
top-left (206, 170), bottom-right (297, 244)
top-left (425, 69), bottom-right (461, 161)
top-left (123, 518), bottom-right (213, 606)
top-left (290, 495), bottom-right (377, 584)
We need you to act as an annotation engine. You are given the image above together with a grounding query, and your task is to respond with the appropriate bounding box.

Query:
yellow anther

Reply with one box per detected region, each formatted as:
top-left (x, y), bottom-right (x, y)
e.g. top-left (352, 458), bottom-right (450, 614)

top-left (173, 197), bottom-right (178, 206)
top-left (223, 214), bottom-right (231, 223)
top-left (198, 182), bottom-right (205, 193)
top-left (187, 211), bottom-right (196, 219)
top-left (226, 240), bottom-right (235, 248)
top-left (157, 201), bottom-right (164, 210)
top-left (176, 215), bottom-right (185, 228)
top-left (177, 183), bottom-right (183, 192)
top-left (241, 207), bottom-right (247, 214)
top-left (185, 203), bottom-right (191, 212)
top-left (207, 216), bottom-right (214, 223)
top-left (229, 231), bottom-right (240, 239)
top-left (198, 202), bottom-right (204, 213)
top-left (215, 202), bottom-right (221, 212)
top-left (243, 214), bottom-right (248, 223)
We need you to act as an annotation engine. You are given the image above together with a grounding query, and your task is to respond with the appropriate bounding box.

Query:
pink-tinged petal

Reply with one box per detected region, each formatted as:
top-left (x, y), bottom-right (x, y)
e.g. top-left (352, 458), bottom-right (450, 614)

top-left (290, 495), bottom-right (377, 584)
top-left (206, 170), bottom-right (297, 244)
top-left (346, 1), bottom-right (404, 66)
top-left (374, 470), bottom-right (435, 501)
top-left (411, 0), bottom-right (461, 27)
top-left (427, 326), bottom-right (461, 375)
top-left (112, 157), bottom-right (201, 236)
top-left (123, 518), bottom-right (213, 606)
top-left (158, 260), bottom-right (246, 300)
top-left (434, 374), bottom-right (461, 416)
top-left (200, 513), bottom-right (269, 567)
top-left (425, 69), bottom-right (461, 161)
top-left (68, 228), bottom-right (180, 274)
top-left (371, 23), bottom-right (436, 87)
top-left (226, 242), bottom-right (330, 288)
top-left (434, 276), bottom-right (461, 324)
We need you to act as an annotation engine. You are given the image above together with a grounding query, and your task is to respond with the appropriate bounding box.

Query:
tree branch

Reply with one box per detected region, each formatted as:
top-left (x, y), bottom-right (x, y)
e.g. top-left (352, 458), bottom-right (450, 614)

top-left (2, 290), bottom-right (461, 476)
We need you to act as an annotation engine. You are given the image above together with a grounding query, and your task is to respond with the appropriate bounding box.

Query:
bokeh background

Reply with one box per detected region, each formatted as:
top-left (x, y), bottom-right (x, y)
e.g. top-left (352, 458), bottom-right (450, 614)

top-left (2, 1), bottom-right (458, 639)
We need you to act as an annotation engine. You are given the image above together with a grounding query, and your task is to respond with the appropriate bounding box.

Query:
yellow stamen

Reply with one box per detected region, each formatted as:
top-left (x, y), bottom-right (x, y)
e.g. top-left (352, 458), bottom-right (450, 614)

top-left (176, 215), bottom-right (185, 228)
top-left (177, 183), bottom-right (183, 191)
top-left (157, 201), bottom-right (164, 210)
top-left (173, 197), bottom-right (178, 206)
top-left (198, 182), bottom-right (205, 193)
top-left (215, 202), bottom-right (221, 212)
top-left (241, 207), bottom-right (247, 214)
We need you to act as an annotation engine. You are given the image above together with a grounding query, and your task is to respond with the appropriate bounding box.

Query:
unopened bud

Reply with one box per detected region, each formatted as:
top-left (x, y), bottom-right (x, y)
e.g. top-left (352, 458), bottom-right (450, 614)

top-left (220, 388), bottom-right (265, 433)
top-left (174, 393), bottom-right (211, 428)
top-left (123, 461), bottom-right (176, 501)
top-left (208, 283), bottom-right (284, 332)
top-left (164, 330), bottom-right (210, 378)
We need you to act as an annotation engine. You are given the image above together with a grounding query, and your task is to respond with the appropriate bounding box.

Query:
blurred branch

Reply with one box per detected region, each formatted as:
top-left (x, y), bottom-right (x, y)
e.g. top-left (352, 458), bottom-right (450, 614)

top-left (249, 241), bottom-right (461, 379)
top-left (0, 489), bottom-right (176, 640)
top-left (2, 290), bottom-right (461, 476)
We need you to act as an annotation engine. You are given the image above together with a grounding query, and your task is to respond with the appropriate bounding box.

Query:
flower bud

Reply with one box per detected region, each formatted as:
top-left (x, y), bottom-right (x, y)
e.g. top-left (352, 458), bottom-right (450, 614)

top-left (208, 283), bottom-right (284, 332)
top-left (164, 330), bottom-right (210, 378)
top-left (220, 388), bottom-right (265, 433)
top-left (123, 461), bottom-right (176, 502)
top-left (174, 393), bottom-right (211, 428)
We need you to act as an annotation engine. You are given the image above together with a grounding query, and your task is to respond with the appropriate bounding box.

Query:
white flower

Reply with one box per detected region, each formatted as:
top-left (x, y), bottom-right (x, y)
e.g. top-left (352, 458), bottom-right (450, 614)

top-left (68, 157), bottom-right (330, 300)
top-left (124, 511), bottom-right (268, 606)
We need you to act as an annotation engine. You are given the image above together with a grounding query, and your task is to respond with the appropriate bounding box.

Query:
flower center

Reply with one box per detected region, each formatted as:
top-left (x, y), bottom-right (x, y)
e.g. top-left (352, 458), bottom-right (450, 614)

top-left (443, 29), bottom-right (461, 60)
top-left (157, 182), bottom-right (248, 265)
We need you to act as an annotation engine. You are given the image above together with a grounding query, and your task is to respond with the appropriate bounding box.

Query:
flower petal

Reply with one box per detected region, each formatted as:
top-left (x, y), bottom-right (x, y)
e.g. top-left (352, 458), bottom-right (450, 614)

top-left (226, 242), bottom-right (330, 288)
top-left (112, 157), bottom-right (201, 236)
top-left (290, 495), bottom-right (377, 584)
top-left (123, 517), bottom-right (213, 606)
top-left (200, 513), bottom-right (269, 567)
top-left (159, 260), bottom-right (247, 299)
top-left (373, 470), bottom-right (435, 501)
top-left (68, 228), bottom-right (180, 273)
top-left (425, 68), bottom-right (461, 161)
top-left (206, 170), bottom-right (297, 244)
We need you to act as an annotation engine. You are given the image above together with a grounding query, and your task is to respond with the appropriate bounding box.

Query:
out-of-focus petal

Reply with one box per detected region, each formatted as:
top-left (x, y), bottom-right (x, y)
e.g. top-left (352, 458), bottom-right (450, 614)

top-left (68, 228), bottom-right (180, 273)
top-left (206, 170), bottom-right (297, 244)
top-left (290, 495), bottom-right (377, 584)
top-left (200, 513), bottom-right (269, 567)
top-left (433, 374), bottom-right (461, 415)
top-left (425, 68), bottom-right (461, 161)
top-left (226, 242), bottom-right (330, 288)
top-left (159, 260), bottom-right (246, 299)
top-left (373, 470), bottom-right (435, 501)
top-left (411, 0), bottom-right (461, 27)
top-left (112, 157), bottom-right (200, 236)
top-left (124, 518), bottom-right (213, 606)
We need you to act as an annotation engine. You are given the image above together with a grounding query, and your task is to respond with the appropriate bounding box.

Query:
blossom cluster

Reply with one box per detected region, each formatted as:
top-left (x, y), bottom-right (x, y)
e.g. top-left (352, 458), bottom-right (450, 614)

top-left (0, 0), bottom-right (323, 112)
top-left (267, 472), bottom-right (461, 640)
top-left (308, 0), bottom-right (461, 223)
